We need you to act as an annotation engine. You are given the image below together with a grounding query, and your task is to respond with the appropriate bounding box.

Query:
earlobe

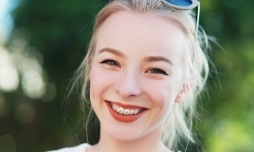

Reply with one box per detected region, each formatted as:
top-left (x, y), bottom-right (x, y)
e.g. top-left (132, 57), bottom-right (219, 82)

top-left (175, 91), bottom-right (186, 103)
top-left (175, 76), bottom-right (195, 103)
top-left (175, 84), bottom-right (188, 103)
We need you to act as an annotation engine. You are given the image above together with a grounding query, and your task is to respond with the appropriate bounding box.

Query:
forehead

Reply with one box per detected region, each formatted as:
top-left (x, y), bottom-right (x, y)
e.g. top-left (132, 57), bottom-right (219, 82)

top-left (95, 11), bottom-right (187, 62)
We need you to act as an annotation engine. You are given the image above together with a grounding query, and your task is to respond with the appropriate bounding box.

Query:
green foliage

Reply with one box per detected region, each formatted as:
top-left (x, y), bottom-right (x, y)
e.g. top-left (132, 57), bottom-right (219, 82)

top-left (199, 0), bottom-right (254, 151)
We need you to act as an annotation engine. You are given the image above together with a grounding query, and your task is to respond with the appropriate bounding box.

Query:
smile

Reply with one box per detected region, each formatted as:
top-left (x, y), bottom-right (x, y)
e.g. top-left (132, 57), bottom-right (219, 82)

top-left (106, 101), bottom-right (147, 122)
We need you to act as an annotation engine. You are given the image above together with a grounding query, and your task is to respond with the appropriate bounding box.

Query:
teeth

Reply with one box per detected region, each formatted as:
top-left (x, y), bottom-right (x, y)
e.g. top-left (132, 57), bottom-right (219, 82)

top-left (111, 103), bottom-right (141, 115)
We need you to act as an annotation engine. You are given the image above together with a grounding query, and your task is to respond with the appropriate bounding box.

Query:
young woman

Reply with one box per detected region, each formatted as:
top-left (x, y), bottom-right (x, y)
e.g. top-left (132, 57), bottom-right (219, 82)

top-left (50, 0), bottom-right (211, 151)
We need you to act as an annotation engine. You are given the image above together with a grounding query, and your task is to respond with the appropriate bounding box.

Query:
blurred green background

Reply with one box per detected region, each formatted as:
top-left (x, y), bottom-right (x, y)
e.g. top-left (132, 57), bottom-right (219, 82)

top-left (0, 0), bottom-right (253, 151)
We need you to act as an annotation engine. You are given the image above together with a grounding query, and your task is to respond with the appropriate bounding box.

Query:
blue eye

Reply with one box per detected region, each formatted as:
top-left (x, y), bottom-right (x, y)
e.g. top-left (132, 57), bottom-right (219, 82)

top-left (147, 68), bottom-right (168, 76)
top-left (100, 59), bottom-right (120, 67)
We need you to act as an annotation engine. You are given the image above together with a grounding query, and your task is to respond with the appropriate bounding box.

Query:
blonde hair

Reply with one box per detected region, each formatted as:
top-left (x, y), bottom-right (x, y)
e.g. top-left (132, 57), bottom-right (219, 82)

top-left (70, 0), bottom-right (211, 150)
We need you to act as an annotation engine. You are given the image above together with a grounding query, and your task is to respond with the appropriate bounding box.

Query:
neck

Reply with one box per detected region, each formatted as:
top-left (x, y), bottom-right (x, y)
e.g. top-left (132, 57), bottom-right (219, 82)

top-left (90, 126), bottom-right (171, 152)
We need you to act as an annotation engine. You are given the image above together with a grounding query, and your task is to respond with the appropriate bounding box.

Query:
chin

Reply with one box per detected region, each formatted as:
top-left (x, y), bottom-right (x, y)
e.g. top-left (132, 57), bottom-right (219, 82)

top-left (103, 124), bottom-right (146, 142)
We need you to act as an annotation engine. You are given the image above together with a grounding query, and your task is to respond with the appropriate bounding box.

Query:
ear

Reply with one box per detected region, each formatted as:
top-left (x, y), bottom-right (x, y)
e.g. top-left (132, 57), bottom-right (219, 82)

top-left (175, 84), bottom-right (188, 103)
top-left (175, 75), bottom-right (195, 103)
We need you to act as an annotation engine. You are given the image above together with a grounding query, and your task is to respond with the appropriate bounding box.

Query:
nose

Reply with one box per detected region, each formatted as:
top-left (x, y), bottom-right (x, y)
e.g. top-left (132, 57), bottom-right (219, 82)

top-left (115, 70), bottom-right (142, 98)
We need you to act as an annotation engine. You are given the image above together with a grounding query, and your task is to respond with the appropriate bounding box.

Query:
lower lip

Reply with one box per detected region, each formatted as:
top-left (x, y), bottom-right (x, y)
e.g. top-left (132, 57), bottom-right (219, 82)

top-left (106, 101), bottom-right (146, 123)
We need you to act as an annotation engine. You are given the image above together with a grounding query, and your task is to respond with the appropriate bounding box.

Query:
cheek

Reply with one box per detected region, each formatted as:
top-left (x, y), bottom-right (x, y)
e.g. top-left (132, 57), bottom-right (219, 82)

top-left (143, 79), bottom-right (181, 113)
top-left (90, 67), bottom-right (104, 99)
top-left (144, 81), bottom-right (176, 105)
top-left (89, 66), bottom-right (118, 101)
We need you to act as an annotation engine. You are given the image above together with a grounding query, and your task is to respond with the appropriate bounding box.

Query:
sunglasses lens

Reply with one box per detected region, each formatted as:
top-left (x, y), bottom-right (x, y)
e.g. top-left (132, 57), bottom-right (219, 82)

top-left (164, 0), bottom-right (192, 7)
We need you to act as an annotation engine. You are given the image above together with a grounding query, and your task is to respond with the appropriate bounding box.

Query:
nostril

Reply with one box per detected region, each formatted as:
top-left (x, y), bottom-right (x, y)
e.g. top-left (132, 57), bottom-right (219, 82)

top-left (115, 82), bottom-right (142, 97)
top-left (115, 85), bottom-right (142, 97)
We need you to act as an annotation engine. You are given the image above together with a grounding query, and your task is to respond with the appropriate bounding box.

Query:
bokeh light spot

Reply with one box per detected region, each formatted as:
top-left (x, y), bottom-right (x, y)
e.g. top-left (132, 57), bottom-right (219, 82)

top-left (0, 66), bottom-right (19, 92)
top-left (21, 70), bottom-right (46, 99)
top-left (0, 47), bottom-right (19, 92)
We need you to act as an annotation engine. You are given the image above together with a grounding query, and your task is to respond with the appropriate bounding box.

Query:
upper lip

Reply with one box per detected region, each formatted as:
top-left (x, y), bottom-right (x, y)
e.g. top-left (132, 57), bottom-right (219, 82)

top-left (106, 100), bottom-right (148, 109)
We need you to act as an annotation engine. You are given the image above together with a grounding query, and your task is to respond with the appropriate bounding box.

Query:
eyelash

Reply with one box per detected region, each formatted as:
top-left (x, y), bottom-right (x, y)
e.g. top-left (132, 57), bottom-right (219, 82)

top-left (100, 59), bottom-right (120, 67)
top-left (146, 68), bottom-right (168, 76)
top-left (100, 59), bottom-right (168, 76)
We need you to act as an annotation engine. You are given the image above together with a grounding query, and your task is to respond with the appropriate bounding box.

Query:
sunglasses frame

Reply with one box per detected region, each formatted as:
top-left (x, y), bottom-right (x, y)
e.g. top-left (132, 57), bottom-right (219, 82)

top-left (161, 0), bottom-right (199, 10)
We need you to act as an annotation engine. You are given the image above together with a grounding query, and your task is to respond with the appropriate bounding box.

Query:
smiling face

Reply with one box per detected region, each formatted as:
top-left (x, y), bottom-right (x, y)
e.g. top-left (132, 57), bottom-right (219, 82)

top-left (89, 11), bottom-right (188, 142)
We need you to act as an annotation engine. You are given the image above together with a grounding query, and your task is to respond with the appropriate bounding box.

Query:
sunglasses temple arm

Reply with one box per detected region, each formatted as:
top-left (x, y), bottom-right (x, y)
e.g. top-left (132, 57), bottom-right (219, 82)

top-left (195, 4), bottom-right (200, 42)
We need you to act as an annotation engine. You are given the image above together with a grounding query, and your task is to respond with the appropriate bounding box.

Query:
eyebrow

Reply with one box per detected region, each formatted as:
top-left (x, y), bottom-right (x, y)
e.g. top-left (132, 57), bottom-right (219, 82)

top-left (144, 56), bottom-right (173, 65)
top-left (98, 48), bottom-right (173, 65)
top-left (98, 48), bottom-right (126, 58)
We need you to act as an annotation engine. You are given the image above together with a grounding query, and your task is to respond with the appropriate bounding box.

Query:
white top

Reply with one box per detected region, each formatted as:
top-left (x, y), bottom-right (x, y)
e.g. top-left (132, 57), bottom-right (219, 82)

top-left (48, 143), bottom-right (91, 152)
